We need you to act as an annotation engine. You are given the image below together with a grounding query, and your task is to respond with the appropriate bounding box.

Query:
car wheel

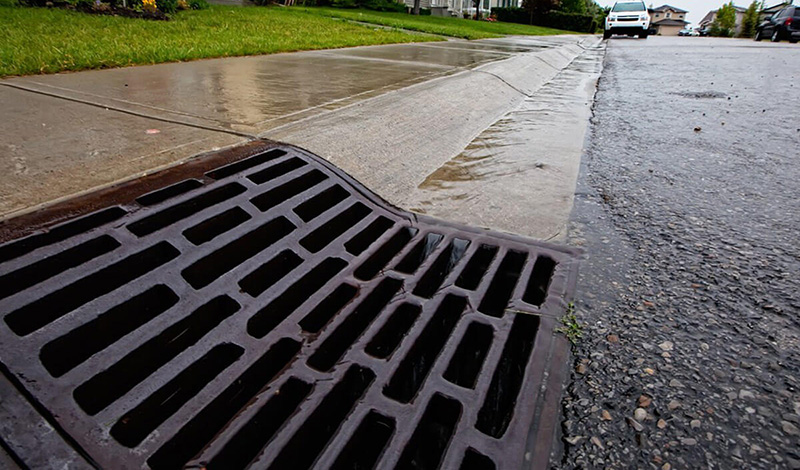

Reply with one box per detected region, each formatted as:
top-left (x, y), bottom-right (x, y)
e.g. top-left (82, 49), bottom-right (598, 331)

top-left (755, 30), bottom-right (762, 41)
top-left (603, 30), bottom-right (611, 39)
top-left (772, 30), bottom-right (780, 42)
top-left (791, 38), bottom-right (799, 44)
top-left (639, 31), bottom-right (648, 39)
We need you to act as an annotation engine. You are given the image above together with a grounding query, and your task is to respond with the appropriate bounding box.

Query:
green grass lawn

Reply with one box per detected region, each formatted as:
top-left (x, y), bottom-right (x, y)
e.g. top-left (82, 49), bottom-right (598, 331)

top-left (297, 7), bottom-right (576, 40)
top-left (0, 4), bottom-right (438, 77)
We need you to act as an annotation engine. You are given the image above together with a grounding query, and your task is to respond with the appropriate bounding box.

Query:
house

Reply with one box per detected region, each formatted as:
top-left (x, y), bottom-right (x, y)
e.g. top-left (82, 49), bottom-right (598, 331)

top-left (648, 5), bottom-right (689, 35)
top-left (698, 5), bottom-right (748, 35)
top-left (402, 0), bottom-right (519, 17)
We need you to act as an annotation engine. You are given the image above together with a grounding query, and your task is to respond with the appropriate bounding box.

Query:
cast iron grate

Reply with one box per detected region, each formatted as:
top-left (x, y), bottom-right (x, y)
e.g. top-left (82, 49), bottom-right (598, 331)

top-left (0, 142), bottom-right (579, 470)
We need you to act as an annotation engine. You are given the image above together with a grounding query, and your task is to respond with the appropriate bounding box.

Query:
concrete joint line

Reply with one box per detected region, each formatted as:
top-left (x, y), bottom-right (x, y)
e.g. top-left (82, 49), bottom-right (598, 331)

top-left (0, 82), bottom-right (257, 140)
top-left (473, 70), bottom-right (534, 98)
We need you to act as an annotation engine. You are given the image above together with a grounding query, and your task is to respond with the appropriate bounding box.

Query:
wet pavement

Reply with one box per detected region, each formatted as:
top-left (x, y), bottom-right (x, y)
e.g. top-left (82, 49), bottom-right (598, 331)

top-left (0, 35), bottom-right (589, 221)
top-left (561, 36), bottom-right (800, 469)
top-left (402, 41), bottom-right (605, 242)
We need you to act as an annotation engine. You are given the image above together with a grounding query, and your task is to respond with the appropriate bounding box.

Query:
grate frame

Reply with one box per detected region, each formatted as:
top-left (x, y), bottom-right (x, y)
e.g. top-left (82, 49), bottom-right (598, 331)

top-left (0, 141), bottom-right (579, 470)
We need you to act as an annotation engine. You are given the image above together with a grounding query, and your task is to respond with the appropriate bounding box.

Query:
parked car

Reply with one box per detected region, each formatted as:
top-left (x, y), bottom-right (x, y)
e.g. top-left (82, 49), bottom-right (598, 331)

top-left (604, 0), bottom-right (650, 39)
top-left (755, 5), bottom-right (800, 43)
top-left (698, 28), bottom-right (710, 36)
top-left (678, 28), bottom-right (700, 36)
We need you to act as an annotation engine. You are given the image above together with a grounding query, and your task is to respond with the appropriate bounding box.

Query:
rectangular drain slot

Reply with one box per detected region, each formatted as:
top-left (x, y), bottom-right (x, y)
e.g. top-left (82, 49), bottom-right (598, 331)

top-left (205, 149), bottom-right (287, 180)
top-left (238, 250), bottom-right (303, 297)
top-left (354, 227), bottom-right (417, 280)
top-left (345, 216), bottom-right (394, 256)
top-left (206, 378), bottom-right (313, 470)
top-left (384, 294), bottom-right (467, 404)
top-left (127, 183), bottom-right (246, 237)
top-left (0, 206), bottom-right (126, 264)
top-left (460, 448), bottom-right (496, 470)
top-left (247, 258), bottom-right (348, 339)
top-left (307, 277), bottom-right (403, 372)
top-left (394, 233), bottom-right (444, 274)
top-left (299, 202), bottom-right (371, 253)
top-left (247, 157), bottom-right (308, 185)
top-left (147, 338), bottom-right (301, 470)
top-left (267, 365), bottom-right (375, 470)
top-left (0, 235), bottom-right (120, 301)
top-left (455, 245), bottom-right (499, 291)
top-left (443, 322), bottom-right (493, 389)
top-left (181, 216), bottom-right (295, 289)
top-left (182, 207), bottom-right (251, 246)
top-left (330, 410), bottom-right (395, 470)
top-left (395, 393), bottom-right (461, 470)
top-left (522, 256), bottom-right (557, 306)
top-left (365, 303), bottom-right (421, 359)
top-left (293, 184), bottom-right (349, 222)
top-left (298, 283), bottom-right (359, 334)
top-left (412, 238), bottom-right (470, 299)
top-left (73, 295), bottom-right (240, 415)
top-left (4, 241), bottom-right (179, 336)
top-left (136, 179), bottom-right (204, 207)
top-left (110, 343), bottom-right (245, 448)
top-left (477, 250), bottom-right (527, 318)
top-left (476, 313), bottom-right (539, 438)
top-left (250, 169), bottom-right (327, 212)
top-left (40, 284), bottom-right (179, 379)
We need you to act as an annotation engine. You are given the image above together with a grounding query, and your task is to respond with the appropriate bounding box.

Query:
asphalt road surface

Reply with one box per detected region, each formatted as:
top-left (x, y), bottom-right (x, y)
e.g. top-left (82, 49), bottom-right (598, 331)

top-left (561, 37), bottom-right (800, 469)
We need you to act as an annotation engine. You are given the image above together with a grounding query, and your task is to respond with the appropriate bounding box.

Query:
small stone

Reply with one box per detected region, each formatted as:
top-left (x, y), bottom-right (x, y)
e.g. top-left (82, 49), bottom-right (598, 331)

top-left (782, 420), bottom-right (800, 436)
top-left (706, 432), bottom-right (714, 441)
top-left (607, 334), bottom-right (619, 343)
top-left (693, 127), bottom-right (702, 132)
top-left (690, 419), bottom-right (701, 429)
top-left (662, 464), bottom-right (672, 470)
top-left (745, 407), bottom-right (755, 414)
top-left (590, 436), bottom-right (604, 449)
top-left (668, 400), bottom-right (681, 410)
top-left (638, 395), bottom-right (652, 408)
top-left (627, 417), bottom-right (644, 432)
top-left (644, 367), bottom-right (655, 375)
top-left (601, 410), bottom-right (612, 421)
top-left (739, 389), bottom-right (755, 399)
top-left (669, 379), bottom-right (684, 388)
top-left (565, 435), bottom-right (584, 445)
top-left (644, 301), bottom-right (655, 308)
top-left (657, 419), bottom-right (667, 429)
top-left (681, 438), bottom-right (697, 446)
top-left (659, 341), bottom-right (674, 351)
top-left (576, 363), bottom-right (587, 374)
top-left (634, 408), bottom-right (647, 422)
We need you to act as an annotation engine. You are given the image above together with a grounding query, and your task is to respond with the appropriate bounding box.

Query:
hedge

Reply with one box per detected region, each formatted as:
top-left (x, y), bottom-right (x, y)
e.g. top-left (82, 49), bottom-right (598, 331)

top-left (492, 6), bottom-right (596, 33)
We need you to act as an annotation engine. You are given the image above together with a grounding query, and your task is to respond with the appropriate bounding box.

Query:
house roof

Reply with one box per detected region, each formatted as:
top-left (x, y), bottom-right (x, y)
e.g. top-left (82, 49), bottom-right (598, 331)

top-left (650, 4), bottom-right (688, 13)
top-left (763, 2), bottom-right (791, 13)
top-left (652, 18), bottom-right (689, 26)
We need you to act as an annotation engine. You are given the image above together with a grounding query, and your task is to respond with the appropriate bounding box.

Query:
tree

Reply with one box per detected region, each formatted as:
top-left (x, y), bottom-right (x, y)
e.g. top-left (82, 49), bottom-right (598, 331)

top-left (740, 0), bottom-right (761, 37)
top-left (561, 0), bottom-right (586, 14)
top-left (412, 0), bottom-right (420, 15)
top-left (711, 1), bottom-right (737, 37)
top-left (473, 0), bottom-right (481, 19)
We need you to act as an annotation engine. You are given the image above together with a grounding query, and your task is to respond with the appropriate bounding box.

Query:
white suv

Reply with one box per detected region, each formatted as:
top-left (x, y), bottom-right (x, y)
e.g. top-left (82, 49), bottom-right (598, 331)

top-left (604, 0), bottom-right (650, 39)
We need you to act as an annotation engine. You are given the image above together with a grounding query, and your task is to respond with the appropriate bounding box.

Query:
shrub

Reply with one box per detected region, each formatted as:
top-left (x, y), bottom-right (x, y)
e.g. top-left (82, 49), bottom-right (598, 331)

top-left (492, 6), bottom-right (595, 32)
top-left (188, 0), bottom-right (207, 8)
top-left (155, 0), bottom-right (177, 12)
top-left (326, 0), bottom-right (405, 11)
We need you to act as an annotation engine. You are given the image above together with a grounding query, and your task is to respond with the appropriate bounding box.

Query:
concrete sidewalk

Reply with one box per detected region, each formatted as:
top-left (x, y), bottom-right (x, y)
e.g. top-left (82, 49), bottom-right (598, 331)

top-left (0, 35), bottom-right (600, 239)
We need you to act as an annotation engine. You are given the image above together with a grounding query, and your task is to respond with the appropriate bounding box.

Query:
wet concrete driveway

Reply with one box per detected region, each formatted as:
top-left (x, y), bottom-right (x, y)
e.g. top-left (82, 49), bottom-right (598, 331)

top-left (0, 35), bottom-right (587, 221)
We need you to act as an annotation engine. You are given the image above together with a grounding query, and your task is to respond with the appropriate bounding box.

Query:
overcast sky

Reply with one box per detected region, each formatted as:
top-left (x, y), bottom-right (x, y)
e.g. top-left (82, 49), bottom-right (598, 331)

top-left (594, 0), bottom-right (786, 25)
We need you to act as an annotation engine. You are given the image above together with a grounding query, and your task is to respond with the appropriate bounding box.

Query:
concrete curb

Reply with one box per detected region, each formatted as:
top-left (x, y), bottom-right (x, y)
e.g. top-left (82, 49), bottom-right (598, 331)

top-left (265, 36), bottom-right (601, 210)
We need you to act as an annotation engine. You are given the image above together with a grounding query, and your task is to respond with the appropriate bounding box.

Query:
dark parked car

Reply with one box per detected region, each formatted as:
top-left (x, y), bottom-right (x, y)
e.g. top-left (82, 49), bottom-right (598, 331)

top-left (755, 5), bottom-right (800, 43)
top-left (698, 28), bottom-right (710, 36)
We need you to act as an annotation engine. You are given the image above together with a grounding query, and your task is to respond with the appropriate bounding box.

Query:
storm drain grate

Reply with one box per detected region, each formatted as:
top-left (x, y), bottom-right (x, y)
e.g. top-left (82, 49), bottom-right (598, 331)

top-left (0, 142), bottom-right (579, 470)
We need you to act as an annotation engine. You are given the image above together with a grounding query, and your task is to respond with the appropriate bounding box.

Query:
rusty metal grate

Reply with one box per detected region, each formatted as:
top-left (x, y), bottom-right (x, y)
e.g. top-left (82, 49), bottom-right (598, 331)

top-left (0, 142), bottom-right (579, 470)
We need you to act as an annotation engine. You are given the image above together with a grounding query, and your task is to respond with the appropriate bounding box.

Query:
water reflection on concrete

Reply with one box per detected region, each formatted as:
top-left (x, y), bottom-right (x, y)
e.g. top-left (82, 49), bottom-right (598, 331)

top-left (404, 44), bottom-right (605, 241)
